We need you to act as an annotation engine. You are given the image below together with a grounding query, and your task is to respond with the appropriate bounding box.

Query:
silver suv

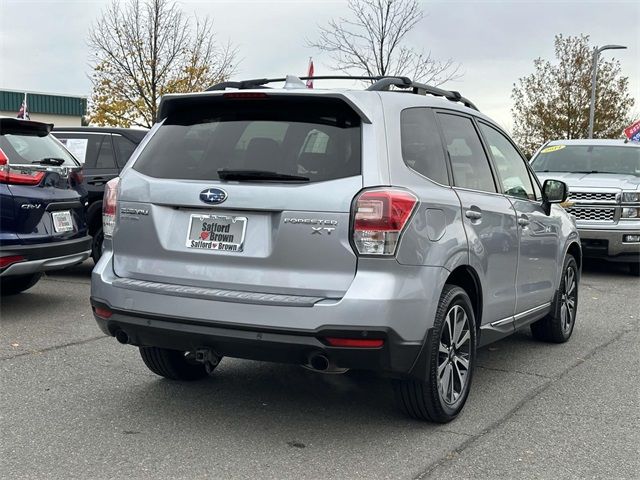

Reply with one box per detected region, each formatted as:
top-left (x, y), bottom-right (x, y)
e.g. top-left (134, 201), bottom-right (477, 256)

top-left (91, 76), bottom-right (581, 422)
top-left (532, 139), bottom-right (640, 275)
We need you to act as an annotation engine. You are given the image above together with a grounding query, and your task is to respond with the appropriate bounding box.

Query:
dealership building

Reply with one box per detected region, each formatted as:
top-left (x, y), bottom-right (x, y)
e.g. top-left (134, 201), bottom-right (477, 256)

top-left (0, 89), bottom-right (87, 126)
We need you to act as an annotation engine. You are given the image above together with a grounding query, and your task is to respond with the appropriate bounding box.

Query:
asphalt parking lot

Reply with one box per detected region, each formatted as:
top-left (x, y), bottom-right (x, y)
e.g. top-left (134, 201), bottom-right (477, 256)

top-left (1, 260), bottom-right (639, 479)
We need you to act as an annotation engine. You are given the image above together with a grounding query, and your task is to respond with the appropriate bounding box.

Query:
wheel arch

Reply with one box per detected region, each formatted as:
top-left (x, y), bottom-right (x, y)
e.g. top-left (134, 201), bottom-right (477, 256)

top-left (444, 265), bottom-right (483, 330)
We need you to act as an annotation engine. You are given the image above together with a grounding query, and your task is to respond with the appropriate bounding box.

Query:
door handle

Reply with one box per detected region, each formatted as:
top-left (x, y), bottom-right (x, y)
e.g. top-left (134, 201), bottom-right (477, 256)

top-left (518, 216), bottom-right (530, 227)
top-left (465, 210), bottom-right (482, 220)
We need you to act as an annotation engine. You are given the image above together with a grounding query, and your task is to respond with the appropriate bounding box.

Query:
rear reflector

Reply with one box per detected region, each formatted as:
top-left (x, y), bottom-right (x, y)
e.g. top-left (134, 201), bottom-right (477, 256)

top-left (352, 188), bottom-right (418, 255)
top-left (94, 307), bottom-right (113, 319)
top-left (222, 92), bottom-right (268, 99)
top-left (324, 337), bottom-right (384, 348)
top-left (0, 255), bottom-right (26, 269)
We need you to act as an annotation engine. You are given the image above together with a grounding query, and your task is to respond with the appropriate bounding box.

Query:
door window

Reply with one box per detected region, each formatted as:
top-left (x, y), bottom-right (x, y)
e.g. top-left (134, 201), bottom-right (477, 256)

top-left (401, 108), bottom-right (448, 184)
top-left (112, 135), bottom-right (138, 168)
top-left (437, 114), bottom-right (496, 192)
top-left (95, 135), bottom-right (116, 169)
top-left (479, 123), bottom-right (535, 201)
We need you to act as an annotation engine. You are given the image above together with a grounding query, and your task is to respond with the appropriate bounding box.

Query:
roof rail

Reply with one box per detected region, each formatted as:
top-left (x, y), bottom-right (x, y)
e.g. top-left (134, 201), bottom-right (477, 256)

top-left (367, 77), bottom-right (478, 110)
top-left (206, 75), bottom-right (478, 111)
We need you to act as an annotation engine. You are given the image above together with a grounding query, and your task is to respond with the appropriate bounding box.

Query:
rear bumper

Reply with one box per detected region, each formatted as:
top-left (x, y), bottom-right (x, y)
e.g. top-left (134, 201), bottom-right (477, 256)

top-left (578, 227), bottom-right (640, 261)
top-left (0, 236), bottom-right (91, 276)
top-left (90, 299), bottom-right (424, 376)
top-left (91, 251), bottom-right (449, 376)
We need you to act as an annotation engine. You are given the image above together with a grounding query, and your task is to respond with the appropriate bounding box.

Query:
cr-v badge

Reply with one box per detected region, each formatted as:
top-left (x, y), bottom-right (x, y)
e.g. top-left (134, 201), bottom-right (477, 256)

top-left (200, 188), bottom-right (227, 205)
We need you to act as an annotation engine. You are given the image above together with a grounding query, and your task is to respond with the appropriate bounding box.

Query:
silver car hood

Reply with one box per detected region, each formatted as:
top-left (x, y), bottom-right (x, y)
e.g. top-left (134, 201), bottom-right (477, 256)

top-left (535, 172), bottom-right (640, 191)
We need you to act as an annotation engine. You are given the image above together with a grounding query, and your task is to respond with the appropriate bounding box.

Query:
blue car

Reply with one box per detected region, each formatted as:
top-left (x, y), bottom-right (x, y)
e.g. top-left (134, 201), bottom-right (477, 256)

top-left (0, 117), bottom-right (91, 295)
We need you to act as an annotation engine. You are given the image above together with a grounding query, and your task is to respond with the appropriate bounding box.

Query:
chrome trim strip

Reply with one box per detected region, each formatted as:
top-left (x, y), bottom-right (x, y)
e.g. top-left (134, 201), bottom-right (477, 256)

top-left (514, 302), bottom-right (552, 321)
top-left (112, 278), bottom-right (325, 307)
top-left (490, 316), bottom-right (514, 327)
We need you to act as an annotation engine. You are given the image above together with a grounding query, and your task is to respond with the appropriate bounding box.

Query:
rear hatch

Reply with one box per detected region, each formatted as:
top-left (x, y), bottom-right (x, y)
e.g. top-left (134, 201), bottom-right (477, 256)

top-left (0, 118), bottom-right (87, 245)
top-left (114, 93), bottom-right (364, 298)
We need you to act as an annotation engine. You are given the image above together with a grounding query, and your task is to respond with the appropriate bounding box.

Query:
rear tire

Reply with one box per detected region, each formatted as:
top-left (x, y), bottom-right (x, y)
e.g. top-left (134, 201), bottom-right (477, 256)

top-left (393, 285), bottom-right (476, 423)
top-left (0, 273), bottom-right (42, 295)
top-left (91, 226), bottom-right (104, 264)
top-left (531, 255), bottom-right (579, 343)
top-left (139, 347), bottom-right (210, 380)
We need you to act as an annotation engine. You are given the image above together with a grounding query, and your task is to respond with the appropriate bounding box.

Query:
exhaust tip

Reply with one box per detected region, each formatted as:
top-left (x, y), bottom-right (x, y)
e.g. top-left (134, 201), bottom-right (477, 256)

top-left (308, 352), bottom-right (330, 371)
top-left (114, 330), bottom-right (129, 345)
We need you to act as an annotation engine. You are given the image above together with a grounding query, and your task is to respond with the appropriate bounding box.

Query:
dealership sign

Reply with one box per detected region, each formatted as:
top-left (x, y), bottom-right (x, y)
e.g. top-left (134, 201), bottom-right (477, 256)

top-left (624, 120), bottom-right (640, 143)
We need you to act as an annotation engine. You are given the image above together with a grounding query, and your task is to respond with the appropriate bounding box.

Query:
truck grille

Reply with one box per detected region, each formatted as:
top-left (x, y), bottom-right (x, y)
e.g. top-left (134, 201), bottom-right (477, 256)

top-left (566, 207), bottom-right (616, 222)
top-left (569, 192), bottom-right (617, 202)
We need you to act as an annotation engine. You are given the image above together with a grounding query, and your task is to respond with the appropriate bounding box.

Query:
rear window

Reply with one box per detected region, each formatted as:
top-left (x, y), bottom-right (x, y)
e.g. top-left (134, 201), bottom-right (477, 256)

top-left (0, 133), bottom-right (77, 167)
top-left (133, 96), bottom-right (362, 182)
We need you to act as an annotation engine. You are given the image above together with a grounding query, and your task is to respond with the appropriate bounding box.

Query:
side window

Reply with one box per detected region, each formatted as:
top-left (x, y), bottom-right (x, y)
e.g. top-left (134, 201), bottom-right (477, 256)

top-left (95, 135), bottom-right (116, 169)
top-left (531, 173), bottom-right (542, 201)
top-left (479, 123), bottom-right (535, 201)
top-left (401, 108), bottom-right (448, 184)
top-left (112, 135), bottom-right (138, 168)
top-left (437, 114), bottom-right (496, 193)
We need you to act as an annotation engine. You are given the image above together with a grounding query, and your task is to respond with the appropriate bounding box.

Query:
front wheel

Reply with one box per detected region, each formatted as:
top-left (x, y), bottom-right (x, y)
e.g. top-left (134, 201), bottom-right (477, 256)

top-left (0, 272), bottom-right (42, 295)
top-left (531, 255), bottom-right (579, 343)
top-left (393, 285), bottom-right (476, 423)
top-left (91, 226), bottom-right (104, 264)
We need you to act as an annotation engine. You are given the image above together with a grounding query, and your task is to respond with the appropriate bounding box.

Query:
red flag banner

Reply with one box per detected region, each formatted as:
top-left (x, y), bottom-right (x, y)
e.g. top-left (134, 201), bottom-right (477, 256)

top-left (623, 120), bottom-right (640, 142)
top-left (306, 59), bottom-right (314, 89)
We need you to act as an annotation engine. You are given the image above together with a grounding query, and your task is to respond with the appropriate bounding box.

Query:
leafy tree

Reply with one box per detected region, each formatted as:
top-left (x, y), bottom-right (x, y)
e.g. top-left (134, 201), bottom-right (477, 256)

top-left (512, 34), bottom-right (634, 156)
top-left (88, 0), bottom-right (237, 127)
top-left (308, 0), bottom-right (460, 85)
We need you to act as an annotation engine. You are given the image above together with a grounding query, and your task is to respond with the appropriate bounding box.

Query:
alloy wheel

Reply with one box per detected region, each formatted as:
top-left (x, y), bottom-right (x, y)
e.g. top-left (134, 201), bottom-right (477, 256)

top-left (437, 304), bottom-right (471, 405)
top-left (560, 265), bottom-right (577, 334)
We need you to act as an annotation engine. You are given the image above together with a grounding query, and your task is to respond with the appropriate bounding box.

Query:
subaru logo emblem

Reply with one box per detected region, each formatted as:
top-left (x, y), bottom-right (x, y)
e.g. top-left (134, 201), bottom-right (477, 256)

top-left (199, 188), bottom-right (227, 205)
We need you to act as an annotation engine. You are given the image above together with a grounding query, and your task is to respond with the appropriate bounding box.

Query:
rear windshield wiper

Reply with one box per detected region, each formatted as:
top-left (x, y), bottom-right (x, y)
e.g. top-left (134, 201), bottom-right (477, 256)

top-left (31, 157), bottom-right (66, 166)
top-left (217, 169), bottom-right (309, 182)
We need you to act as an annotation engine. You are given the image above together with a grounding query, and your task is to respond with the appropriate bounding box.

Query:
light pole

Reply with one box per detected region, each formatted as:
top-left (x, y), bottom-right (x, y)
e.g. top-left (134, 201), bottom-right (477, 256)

top-left (588, 44), bottom-right (627, 138)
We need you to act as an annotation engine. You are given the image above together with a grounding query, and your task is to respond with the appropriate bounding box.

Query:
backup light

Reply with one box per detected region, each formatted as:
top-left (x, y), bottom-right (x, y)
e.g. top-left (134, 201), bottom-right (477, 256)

top-left (352, 188), bottom-right (418, 255)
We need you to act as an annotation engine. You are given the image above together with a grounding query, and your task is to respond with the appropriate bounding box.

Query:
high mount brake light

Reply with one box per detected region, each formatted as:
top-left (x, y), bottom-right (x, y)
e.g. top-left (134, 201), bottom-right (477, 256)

top-left (222, 92), bottom-right (268, 99)
top-left (103, 177), bottom-right (120, 238)
top-left (0, 148), bottom-right (45, 186)
top-left (352, 188), bottom-right (418, 255)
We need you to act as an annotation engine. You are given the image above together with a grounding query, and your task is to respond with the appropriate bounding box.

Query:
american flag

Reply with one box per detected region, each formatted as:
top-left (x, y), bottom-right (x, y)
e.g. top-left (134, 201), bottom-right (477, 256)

top-left (306, 58), bottom-right (314, 89)
top-left (17, 93), bottom-right (30, 120)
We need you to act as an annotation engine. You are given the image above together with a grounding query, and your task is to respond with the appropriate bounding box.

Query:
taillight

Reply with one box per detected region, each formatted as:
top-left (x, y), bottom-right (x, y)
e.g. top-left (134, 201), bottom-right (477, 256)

top-left (352, 188), bottom-right (418, 255)
top-left (103, 177), bottom-right (120, 238)
top-left (70, 169), bottom-right (84, 185)
top-left (0, 148), bottom-right (45, 186)
top-left (94, 306), bottom-right (113, 319)
top-left (0, 255), bottom-right (26, 269)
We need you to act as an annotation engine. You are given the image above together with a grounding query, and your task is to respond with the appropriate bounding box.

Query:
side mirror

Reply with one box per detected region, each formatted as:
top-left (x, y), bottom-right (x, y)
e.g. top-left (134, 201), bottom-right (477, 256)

top-left (542, 179), bottom-right (568, 214)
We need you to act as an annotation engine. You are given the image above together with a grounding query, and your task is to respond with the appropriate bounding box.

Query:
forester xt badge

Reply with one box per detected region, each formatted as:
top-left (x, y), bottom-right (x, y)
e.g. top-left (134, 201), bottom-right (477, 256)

top-left (283, 217), bottom-right (338, 235)
top-left (200, 188), bottom-right (227, 205)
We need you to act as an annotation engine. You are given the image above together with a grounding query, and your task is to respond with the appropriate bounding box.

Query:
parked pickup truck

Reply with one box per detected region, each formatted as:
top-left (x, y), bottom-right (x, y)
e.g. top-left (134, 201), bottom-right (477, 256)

top-left (532, 139), bottom-right (640, 275)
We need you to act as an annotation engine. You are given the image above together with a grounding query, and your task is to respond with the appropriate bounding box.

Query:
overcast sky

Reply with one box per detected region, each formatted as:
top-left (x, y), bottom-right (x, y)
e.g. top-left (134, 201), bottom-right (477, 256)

top-left (1, 0), bottom-right (638, 130)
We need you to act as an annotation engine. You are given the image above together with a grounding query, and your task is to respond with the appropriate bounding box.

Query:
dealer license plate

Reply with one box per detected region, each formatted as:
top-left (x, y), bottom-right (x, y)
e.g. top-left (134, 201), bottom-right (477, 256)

top-left (186, 214), bottom-right (247, 252)
top-left (52, 210), bottom-right (74, 233)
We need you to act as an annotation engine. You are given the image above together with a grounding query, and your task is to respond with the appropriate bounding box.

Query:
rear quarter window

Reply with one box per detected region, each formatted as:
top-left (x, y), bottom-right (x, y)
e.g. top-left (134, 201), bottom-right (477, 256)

top-left (400, 108), bottom-right (448, 185)
top-left (133, 96), bottom-right (362, 183)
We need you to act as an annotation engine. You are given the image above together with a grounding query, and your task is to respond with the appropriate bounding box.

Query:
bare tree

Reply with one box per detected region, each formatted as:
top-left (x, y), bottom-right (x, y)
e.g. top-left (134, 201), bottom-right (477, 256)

top-left (307, 0), bottom-right (460, 85)
top-left (88, 0), bottom-right (238, 127)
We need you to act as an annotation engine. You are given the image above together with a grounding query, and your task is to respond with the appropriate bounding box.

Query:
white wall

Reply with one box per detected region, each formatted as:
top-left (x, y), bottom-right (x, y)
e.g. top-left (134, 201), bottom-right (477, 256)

top-left (0, 111), bottom-right (82, 127)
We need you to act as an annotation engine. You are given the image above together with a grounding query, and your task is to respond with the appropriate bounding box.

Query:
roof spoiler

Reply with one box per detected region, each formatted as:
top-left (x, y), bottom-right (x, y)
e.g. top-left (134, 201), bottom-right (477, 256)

top-left (0, 118), bottom-right (53, 137)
